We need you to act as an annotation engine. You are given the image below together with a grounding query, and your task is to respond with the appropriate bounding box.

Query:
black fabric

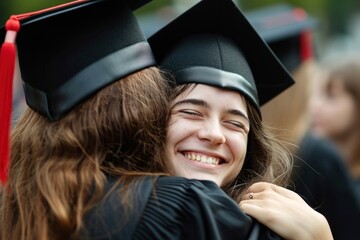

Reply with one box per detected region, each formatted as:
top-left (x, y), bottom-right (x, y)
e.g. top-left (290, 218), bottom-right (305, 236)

top-left (356, 180), bottom-right (360, 200)
top-left (2, 0), bottom-right (155, 120)
top-left (245, 4), bottom-right (317, 72)
top-left (148, 0), bottom-right (294, 109)
top-left (83, 176), bottom-right (282, 240)
top-left (81, 176), bottom-right (154, 239)
top-left (158, 34), bottom-right (260, 111)
top-left (23, 42), bottom-right (155, 120)
top-left (291, 132), bottom-right (360, 240)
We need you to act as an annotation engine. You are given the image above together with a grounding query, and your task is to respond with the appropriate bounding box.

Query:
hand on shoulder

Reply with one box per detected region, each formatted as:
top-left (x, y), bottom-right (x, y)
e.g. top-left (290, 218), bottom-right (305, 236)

top-left (239, 182), bottom-right (333, 240)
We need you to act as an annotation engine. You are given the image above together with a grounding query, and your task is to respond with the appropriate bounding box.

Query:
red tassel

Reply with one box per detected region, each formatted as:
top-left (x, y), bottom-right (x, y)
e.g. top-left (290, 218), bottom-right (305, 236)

top-left (0, 1), bottom-right (87, 186)
top-left (0, 16), bottom-right (20, 185)
top-left (300, 31), bottom-right (313, 61)
top-left (292, 8), bottom-right (313, 61)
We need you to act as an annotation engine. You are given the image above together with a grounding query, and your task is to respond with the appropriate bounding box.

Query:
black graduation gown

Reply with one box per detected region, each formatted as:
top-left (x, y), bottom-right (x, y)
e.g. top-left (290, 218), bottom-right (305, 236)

top-left (291, 132), bottom-right (360, 240)
top-left (82, 176), bottom-right (281, 240)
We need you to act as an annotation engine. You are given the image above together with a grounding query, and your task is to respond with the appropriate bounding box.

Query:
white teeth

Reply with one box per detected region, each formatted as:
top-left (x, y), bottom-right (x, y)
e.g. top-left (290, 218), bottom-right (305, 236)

top-left (184, 153), bottom-right (221, 165)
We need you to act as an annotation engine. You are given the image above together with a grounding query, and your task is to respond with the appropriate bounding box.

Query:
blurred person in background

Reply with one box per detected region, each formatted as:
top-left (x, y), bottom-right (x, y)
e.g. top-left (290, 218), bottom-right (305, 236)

top-left (311, 54), bottom-right (360, 197)
top-left (247, 4), bottom-right (360, 240)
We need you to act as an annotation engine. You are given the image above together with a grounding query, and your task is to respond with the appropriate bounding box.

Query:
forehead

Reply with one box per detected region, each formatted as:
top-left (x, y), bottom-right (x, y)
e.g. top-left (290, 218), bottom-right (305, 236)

top-left (176, 84), bottom-right (248, 109)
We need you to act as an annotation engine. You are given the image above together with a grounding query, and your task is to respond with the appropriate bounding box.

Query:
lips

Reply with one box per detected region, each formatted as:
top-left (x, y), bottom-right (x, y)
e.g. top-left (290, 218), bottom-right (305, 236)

top-left (182, 151), bottom-right (225, 165)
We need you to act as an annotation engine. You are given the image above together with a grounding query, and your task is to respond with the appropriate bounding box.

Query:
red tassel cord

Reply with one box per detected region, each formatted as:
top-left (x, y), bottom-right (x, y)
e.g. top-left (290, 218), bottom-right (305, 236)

top-left (0, 16), bottom-right (20, 185)
top-left (300, 31), bottom-right (313, 61)
top-left (293, 8), bottom-right (314, 61)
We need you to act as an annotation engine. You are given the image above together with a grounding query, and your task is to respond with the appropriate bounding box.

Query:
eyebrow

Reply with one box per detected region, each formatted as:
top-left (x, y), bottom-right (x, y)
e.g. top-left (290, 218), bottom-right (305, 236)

top-left (173, 98), bottom-right (249, 123)
top-left (172, 98), bottom-right (208, 108)
top-left (227, 109), bottom-right (250, 124)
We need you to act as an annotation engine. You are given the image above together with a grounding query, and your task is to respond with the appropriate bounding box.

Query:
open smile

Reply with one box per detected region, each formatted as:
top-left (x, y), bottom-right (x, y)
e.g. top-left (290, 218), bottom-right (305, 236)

top-left (182, 151), bottom-right (225, 165)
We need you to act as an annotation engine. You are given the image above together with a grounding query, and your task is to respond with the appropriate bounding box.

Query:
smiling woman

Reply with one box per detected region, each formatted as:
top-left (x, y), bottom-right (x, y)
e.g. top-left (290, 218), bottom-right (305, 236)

top-left (149, 0), bottom-right (333, 239)
top-left (166, 84), bottom-right (249, 187)
top-left (150, 26), bottom-right (294, 204)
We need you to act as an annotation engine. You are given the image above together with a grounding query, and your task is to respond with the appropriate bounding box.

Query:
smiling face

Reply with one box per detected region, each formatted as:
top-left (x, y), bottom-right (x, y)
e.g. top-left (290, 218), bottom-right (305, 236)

top-left (166, 84), bottom-right (250, 187)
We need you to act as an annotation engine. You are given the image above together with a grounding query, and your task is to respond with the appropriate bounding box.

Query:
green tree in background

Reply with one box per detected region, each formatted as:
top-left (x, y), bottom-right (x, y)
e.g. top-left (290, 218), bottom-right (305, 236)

top-left (0, 0), bottom-right (70, 23)
top-left (1, 0), bottom-right (360, 40)
top-left (0, 0), bottom-right (168, 24)
top-left (240, 0), bottom-right (359, 36)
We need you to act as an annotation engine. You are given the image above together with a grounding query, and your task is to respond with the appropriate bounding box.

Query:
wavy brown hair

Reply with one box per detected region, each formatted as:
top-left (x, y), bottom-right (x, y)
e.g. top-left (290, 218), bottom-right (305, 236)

top-left (0, 67), bottom-right (171, 240)
top-left (169, 83), bottom-right (293, 203)
top-left (225, 100), bottom-right (293, 202)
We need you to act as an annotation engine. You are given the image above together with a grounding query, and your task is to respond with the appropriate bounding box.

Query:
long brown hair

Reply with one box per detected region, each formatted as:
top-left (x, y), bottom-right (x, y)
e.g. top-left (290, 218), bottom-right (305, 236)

top-left (0, 67), bottom-right (171, 240)
top-left (223, 100), bottom-right (293, 202)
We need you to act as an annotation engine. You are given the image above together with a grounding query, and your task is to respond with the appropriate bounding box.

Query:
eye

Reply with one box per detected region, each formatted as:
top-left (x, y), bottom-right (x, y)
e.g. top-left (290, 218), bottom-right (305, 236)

top-left (178, 109), bottom-right (202, 117)
top-left (224, 120), bottom-right (249, 133)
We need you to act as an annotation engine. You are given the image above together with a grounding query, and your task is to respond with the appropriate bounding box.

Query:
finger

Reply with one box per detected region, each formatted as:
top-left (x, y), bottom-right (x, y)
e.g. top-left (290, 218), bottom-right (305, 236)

top-left (240, 191), bottom-right (302, 211)
top-left (245, 182), bottom-right (304, 201)
top-left (240, 202), bottom-right (296, 239)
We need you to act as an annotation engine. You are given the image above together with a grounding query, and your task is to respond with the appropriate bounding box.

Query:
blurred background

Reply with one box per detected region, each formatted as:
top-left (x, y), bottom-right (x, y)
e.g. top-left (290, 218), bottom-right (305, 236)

top-left (1, 0), bottom-right (360, 60)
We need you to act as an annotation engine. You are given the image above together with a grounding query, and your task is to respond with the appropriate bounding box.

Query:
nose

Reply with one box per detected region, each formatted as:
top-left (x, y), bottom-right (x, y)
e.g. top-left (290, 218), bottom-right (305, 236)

top-left (197, 120), bottom-right (226, 145)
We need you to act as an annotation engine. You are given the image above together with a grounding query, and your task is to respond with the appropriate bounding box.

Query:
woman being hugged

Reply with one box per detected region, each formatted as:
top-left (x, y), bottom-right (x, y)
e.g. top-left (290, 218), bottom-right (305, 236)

top-left (149, 0), bottom-right (333, 239)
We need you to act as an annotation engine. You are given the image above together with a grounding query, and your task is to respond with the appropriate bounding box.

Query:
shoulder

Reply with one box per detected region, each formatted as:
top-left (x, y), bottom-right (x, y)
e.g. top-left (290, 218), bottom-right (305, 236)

top-left (298, 132), bottom-right (346, 169)
top-left (135, 176), bottom-right (279, 240)
top-left (155, 176), bottom-right (224, 196)
top-left (81, 176), bottom-right (155, 239)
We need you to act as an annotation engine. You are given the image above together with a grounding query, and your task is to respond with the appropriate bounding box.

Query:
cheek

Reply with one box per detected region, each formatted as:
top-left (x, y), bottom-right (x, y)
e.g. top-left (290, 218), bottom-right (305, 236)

top-left (166, 118), bottom-right (191, 151)
top-left (342, 99), bottom-right (357, 121)
top-left (222, 139), bottom-right (246, 186)
top-left (335, 102), bottom-right (358, 131)
top-left (165, 121), bottom-right (182, 173)
top-left (229, 135), bottom-right (248, 166)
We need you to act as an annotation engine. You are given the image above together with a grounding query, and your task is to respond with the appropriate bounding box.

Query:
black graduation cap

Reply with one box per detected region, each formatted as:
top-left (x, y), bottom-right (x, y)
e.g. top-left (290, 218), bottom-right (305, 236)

top-left (148, 0), bottom-right (294, 111)
top-left (0, 0), bottom-right (153, 184)
top-left (245, 4), bottom-right (317, 71)
top-left (2, 0), bottom-right (154, 121)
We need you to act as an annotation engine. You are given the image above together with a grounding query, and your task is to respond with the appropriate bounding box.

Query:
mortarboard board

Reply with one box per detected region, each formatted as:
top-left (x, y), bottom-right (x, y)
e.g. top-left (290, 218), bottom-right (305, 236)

top-left (245, 4), bottom-right (317, 71)
top-left (0, 0), bottom-right (154, 184)
top-left (8, 0), bottom-right (154, 120)
top-left (148, 0), bottom-right (294, 112)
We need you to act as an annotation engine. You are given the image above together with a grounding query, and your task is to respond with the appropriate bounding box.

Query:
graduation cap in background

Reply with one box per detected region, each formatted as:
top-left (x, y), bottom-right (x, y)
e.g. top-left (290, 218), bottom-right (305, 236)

top-left (149, 0), bottom-right (294, 113)
top-left (0, 0), bottom-right (154, 184)
top-left (245, 4), bottom-right (317, 72)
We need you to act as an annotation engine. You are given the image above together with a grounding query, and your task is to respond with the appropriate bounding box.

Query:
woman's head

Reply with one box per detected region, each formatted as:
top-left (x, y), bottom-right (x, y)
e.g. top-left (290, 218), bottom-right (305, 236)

top-left (166, 84), bottom-right (250, 186)
top-left (311, 57), bottom-right (360, 141)
top-left (149, 0), bottom-right (294, 198)
top-left (310, 56), bottom-right (360, 169)
top-left (166, 82), bottom-right (292, 199)
top-left (1, 0), bottom-right (159, 185)
top-left (11, 66), bottom-right (170, 183)
top-left (8, 66), bottom-right (170, 239)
